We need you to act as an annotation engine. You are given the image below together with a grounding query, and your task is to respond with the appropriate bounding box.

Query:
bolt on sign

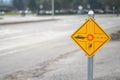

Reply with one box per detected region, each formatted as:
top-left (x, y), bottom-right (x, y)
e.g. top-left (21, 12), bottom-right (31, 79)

top-left (71, 18), bottom-right (111, 58)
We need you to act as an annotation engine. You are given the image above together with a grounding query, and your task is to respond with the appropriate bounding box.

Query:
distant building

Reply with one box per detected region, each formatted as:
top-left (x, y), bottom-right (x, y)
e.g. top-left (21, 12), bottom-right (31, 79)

top-left (0, 0), bottom-right (13, 11)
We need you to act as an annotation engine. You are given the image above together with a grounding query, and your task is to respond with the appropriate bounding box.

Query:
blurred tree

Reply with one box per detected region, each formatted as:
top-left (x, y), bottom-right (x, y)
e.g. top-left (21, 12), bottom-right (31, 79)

top-left (36, 0), bottom-right (44, 5)
top-left (88, 0), bottom-right (102, 9)
top-left (54, 0), bottom-right (88, 10)
top-left (34, 0), bottom-right (88, 10)
top-left (114, 0), bottom-right (120, 16)
top-left (13, 0), bottom-right (25, 10)
top-left (20, 0), bottom-right (120, 14)
top-left (28, 0), bottom-right (37, 13)
top-left (73, 0), bottom-right (84, 9)
top-left (54, 0), bottom-right (61, 10)
top-left (98, 0), bottom-right (120, 15)
top-left (35, 0), bottom-right (51, 10)
top-left (43, 0), bottom-right (51, 10)
top-left (23, 0), bottom-right (29, 9)
top-left (60, 0), bottom-right (73, 9)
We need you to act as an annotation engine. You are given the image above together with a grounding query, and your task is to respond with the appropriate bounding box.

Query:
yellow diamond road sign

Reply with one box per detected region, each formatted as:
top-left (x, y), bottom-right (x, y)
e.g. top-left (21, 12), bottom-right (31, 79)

top-left (71, 18), bottom-right (111, 57)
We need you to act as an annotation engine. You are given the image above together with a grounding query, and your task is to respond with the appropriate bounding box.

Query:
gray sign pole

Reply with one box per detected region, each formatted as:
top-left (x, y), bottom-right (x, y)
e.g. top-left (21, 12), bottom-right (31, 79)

top-left (52, 0), bottom-right (54, 18)
top-left (88, 10), bottom-right (94, 80)
top-left (88, 57), bottom-right (94, 80)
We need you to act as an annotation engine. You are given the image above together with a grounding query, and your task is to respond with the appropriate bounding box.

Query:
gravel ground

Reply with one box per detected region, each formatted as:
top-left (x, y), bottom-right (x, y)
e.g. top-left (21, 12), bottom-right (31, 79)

top-left (107, 25), bottom-right (120, 41)
top-left (95, 72), bottom-right (120, 80)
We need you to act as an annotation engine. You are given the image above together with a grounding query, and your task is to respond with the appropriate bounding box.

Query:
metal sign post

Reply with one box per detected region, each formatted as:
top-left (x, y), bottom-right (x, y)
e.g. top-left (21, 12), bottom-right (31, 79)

top-left (88, 57), bottom-right (93, 80)
top-left (88, 10), bottom-right (94, 80)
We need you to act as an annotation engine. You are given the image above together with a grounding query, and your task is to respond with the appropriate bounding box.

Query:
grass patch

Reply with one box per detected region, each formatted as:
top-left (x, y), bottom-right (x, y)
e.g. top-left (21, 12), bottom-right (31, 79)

top-left (0, 11), bottom-right (32, 16)
top-left (6, 11), bottom-right (21, 15)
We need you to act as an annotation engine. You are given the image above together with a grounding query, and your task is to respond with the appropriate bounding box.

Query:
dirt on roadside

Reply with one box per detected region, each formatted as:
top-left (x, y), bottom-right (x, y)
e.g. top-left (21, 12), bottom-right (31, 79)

top-left (110, 30), bottom-right (120, 41)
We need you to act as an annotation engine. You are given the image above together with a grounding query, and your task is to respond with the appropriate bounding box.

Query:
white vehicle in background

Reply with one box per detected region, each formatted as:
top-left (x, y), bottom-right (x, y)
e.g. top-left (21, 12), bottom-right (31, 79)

top-left (0, 11), bottom-right (5, 15)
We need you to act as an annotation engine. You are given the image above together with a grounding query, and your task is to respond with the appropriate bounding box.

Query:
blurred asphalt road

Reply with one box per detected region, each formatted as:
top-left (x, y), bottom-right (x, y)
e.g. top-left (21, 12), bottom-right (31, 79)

top-left (0, 15), bottom-right (120, 80)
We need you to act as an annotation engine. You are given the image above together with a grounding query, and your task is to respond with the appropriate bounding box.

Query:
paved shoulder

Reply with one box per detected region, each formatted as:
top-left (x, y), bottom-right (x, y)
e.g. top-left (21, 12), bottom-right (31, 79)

top-left (0, 16), bottom-right (58, 25)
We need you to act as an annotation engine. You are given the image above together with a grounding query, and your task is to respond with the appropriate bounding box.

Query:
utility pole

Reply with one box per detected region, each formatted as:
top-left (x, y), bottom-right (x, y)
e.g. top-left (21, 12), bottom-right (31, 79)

top-left (51, 0), bottom-right (54, 18)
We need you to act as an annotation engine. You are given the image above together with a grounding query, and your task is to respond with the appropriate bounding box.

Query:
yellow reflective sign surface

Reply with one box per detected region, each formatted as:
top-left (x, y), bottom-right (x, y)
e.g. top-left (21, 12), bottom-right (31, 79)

top-left (71, 18), bottom-right (111, 57)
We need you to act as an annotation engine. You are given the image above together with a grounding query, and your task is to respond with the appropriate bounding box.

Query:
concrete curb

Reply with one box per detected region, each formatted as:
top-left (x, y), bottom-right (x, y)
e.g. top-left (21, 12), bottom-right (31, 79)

top-left (0, 18), bottom-right (59, 25)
